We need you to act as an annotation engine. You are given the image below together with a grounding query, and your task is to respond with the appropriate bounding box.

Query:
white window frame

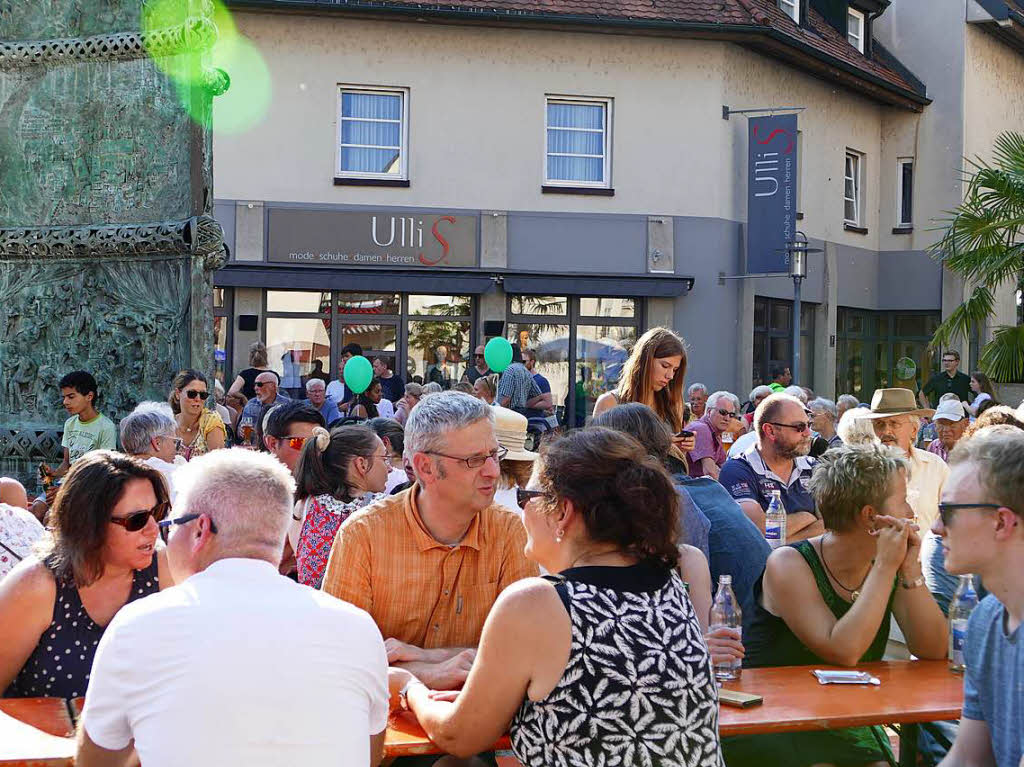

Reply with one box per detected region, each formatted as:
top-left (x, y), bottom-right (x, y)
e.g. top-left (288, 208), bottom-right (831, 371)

top-left (844, 150), bottom-right (863, 227)
top-left (336, 85), bottom-right (409, 180)
top-left (847, 8), bottom-right (866, 52)
top-left (779, 0), bottom-right (799, 23)
top-left (896, 157), bottom-right (914, 227)
top-left (544, 95), bottom-right (613, 189)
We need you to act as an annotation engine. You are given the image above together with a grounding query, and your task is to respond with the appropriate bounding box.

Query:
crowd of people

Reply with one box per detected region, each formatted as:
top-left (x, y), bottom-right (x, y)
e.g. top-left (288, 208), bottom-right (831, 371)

top-left (0, 327), bottom-right (1022, 767)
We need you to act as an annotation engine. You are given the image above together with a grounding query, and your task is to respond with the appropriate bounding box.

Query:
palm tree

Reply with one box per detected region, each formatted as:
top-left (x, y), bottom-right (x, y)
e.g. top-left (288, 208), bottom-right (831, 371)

top-left (930, 131), bottom-right (1024, 382)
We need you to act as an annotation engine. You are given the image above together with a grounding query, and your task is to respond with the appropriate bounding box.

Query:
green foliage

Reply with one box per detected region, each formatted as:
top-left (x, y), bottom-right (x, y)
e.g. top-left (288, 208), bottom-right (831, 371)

top-left (930, 131), bottom-right (1024, 382)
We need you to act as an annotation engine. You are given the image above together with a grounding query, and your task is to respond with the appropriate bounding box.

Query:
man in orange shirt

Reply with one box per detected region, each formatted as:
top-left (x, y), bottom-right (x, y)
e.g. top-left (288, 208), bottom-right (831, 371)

top-left (322, 391), bottom-right (537, 691)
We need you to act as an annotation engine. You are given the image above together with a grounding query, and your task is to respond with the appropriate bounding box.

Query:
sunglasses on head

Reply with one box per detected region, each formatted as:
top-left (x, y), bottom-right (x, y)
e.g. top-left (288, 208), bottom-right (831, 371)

top-left (184, 390), bottom-right (210, 400)
top-left (109, 502), bottom-right (170, 532)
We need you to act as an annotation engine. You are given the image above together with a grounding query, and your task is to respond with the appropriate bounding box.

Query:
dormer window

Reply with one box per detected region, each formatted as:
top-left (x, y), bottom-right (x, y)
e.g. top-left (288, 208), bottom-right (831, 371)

top-left (847, 8), bottom-right (866, 53)
top-left (779, 0), bottom-right (799, 23)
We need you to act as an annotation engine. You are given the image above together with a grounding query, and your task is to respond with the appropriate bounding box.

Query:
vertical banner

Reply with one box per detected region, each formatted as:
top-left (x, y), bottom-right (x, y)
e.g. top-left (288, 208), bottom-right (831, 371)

top-left (747, 114), bottom-right (798, 273)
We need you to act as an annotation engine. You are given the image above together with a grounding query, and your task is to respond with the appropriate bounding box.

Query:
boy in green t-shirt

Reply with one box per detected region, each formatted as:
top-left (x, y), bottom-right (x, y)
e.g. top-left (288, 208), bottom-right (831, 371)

top-left (33, 370), bottom-right (118, 518)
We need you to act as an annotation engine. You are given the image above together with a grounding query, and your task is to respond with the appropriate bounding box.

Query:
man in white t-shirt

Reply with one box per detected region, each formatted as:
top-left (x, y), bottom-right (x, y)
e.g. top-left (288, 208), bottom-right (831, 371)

top-left (76, 449), bottom-right (389, 767)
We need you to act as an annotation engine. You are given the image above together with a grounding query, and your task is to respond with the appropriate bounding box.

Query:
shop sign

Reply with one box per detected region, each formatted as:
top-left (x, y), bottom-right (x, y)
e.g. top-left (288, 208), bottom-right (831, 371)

top-left (267, 208), bottom-right (478, 268)
top-left (747, 114), bottom-right (798, 273)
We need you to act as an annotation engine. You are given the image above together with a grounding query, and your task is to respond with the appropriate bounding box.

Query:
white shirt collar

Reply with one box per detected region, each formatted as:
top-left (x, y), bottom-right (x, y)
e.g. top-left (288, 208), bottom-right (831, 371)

top-left (740, 443), bottom-right (814, 486)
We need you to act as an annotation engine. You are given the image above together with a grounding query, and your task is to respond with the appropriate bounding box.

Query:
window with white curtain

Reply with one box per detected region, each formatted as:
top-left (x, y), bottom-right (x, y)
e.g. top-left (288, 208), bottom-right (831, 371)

top-left (337, 87), bottom-right (408, 179)
top-left (847, 8), bottom-right (865, 52)
top-left (778, 0), bottom-right (799, 22)
top-left (545, 97), bottom-right (612, 187)
top-left (844, 150), bottom-right (862, 226)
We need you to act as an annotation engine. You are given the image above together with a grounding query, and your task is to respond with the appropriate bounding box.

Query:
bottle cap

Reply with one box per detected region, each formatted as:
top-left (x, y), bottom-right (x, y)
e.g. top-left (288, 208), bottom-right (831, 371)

top-left (719, 574), bottom-right (732, 584)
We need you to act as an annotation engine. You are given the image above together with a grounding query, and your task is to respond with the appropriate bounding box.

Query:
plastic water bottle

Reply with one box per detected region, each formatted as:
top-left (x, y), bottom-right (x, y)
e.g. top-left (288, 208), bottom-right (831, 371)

top-left (949, 574), bottom-right (978, 673)
top-left (765, 491), bottom-right (787, 549)
top-left (709, 574), bottom-right (742, 682)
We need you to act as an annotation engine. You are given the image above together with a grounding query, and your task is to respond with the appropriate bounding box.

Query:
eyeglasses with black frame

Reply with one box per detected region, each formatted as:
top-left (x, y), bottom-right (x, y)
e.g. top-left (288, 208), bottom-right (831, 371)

top-left (109, 502), bottom-right (170, 532)
top-left (424, 446), bottom-right (508, 469)
top-left (768, 421), bottom-right (811, 434)
top-left (516, 488), bottom-right (551, 510)
top-left (937, 503), bottom-right (1008, 527)
top-left (713, 408), bottom-right (739, 419)
top-left (158, 513), bottom-right (219, 542)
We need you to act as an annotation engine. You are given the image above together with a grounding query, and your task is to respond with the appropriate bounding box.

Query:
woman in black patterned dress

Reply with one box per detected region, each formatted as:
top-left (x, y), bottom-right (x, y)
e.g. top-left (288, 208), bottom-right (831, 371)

top-left (388, 427), bottom-right (724, 766)
top-left (0, 451), bottom-right (171, 699)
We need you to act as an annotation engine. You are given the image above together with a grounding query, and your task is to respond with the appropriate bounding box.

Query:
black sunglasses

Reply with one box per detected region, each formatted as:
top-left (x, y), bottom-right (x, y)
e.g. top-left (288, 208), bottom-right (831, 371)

top-left (157, 513), bottom-right (219, 540)
top-left (184, 389), bottom-right (210, 400)
top-left (937, 503), bottom-right (1006, 527)
top-left (713, 408), bottom-right (739, 419)
top-left (109, 502), bottom-right (170, 532)
top-left (516, 488), bottom-right (551, 509)
top-left (768, 421), bottom-right (811, 434)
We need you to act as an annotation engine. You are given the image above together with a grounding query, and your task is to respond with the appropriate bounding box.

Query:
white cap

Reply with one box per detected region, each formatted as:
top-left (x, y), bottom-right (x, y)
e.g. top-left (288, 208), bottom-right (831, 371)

top-left (933, 399), bottom-right (966, 423)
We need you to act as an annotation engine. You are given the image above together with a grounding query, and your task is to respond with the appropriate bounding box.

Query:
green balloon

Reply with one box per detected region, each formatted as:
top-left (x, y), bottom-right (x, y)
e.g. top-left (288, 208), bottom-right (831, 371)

top-left (484, 337), bottom-right (514, 373)
top-left (343, 355), bottom-right (374, 394)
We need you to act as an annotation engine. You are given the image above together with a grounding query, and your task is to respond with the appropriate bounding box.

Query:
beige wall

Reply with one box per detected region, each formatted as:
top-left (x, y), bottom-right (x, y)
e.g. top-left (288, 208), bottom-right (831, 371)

top-left (214, 11), bottom-right (886, 241)
top-left (963, 26), bottom-right (1024, 338)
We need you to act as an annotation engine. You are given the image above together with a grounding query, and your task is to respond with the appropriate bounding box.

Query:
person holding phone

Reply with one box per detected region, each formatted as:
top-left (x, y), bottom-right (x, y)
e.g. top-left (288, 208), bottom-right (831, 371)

top-left (593, 327), bottom-right (693, 453)
top-left (686, 391), bottom-right (742, 480)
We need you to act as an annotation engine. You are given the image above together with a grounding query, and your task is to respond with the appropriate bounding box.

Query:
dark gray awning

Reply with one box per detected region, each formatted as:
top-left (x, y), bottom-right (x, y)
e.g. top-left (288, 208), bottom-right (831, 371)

top-left (502, 274), bottom-right (693, 297)
top-left (214, 266), bottom-right (496, 294)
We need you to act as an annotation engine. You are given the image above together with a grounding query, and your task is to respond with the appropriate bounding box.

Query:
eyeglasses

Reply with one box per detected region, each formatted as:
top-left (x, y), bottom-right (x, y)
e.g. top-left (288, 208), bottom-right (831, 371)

top-left (109, 502), bottom-right (170, 532)
top-left (370, 452), bottom-right (393, 467)
top-left (184, 390), bottom-right (210, 400)
top-left (713, 408), bottom-right (739, 419)
top-left (254, 382), bottom-right (270, 388)
top-left (156, 435), bottom-right (185, 451)
top-left (474, 354), bottom-right (485, 358)
top-left (157, 512), bottom-right (219, 541)
top-left (425, 446), bottom-right (508, 469)
top-left (768, 421), bottom-right (811, 434)
top-left (283, 436), bottom-right (307, 451)
top-left (937, 503), bottom-right (1007, 527)
top-left (516, 488), bottom-right (550, 509)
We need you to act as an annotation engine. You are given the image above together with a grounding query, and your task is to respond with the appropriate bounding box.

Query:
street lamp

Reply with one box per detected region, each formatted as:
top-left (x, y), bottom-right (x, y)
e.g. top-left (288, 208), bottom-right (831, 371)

top-left (786, 232), bottom-right (821, 387)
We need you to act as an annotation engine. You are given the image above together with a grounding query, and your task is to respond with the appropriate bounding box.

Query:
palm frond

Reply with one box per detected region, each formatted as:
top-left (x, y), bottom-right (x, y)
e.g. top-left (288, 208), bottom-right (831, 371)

top-left (992, 132), bottom-right (1024, 176)
top-left (980, 325), bottom-right (1024, 383)
top-left (931, 286), bottom-right (994, 350)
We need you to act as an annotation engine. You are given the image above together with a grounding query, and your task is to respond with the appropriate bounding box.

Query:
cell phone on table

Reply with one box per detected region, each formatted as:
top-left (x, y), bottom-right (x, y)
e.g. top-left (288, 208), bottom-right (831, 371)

top-left (718, 689), bottom-right (763, 708)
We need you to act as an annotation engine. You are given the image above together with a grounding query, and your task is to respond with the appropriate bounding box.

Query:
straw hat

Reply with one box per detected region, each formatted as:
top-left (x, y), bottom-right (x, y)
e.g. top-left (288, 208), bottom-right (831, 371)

top-left (861, 388), bottom-right (934, 419)
top-left (492, 406), bottom-right (539, 462)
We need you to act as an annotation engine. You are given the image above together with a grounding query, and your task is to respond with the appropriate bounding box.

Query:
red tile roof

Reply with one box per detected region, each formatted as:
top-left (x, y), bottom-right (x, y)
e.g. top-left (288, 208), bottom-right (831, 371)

top-left (235, 0), bottom-right (928, 107)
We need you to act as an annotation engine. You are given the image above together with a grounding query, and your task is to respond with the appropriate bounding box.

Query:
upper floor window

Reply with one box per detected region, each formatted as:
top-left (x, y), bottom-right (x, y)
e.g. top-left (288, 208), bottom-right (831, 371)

top-left (897, 157), bottom-right (914, 227)
top-left (545, 97), bottom-right (612, 188)
top-left (847, 8), bottom-right (866, 52)
top-left (337, 86), bottom-right (409, 180)
top-left (844, 150), bottom-right (863, 226)
top-left (778, 0), bottom-right (799, 22)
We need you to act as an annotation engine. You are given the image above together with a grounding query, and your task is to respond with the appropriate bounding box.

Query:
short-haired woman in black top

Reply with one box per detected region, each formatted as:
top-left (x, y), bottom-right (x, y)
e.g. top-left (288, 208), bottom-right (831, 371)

top-left (0, 451), bottom-right (171, 699)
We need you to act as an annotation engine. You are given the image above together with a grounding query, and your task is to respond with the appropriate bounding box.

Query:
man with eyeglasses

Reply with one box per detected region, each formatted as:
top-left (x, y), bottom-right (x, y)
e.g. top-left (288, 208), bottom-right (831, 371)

top-left (238, 371), bottom-right (289, 446)
top-left (919, 349), bottom-right (972, 409)
top-left (461, 344), bottom-right (491, 386)
top-left (303, 378), bottom-right (341, 427)
top-left (76, 449), bottom-right (390, 767)
top-left (932, 428), bottom-right (1024, 767)
top-left (720, 393), bottom-right (824, 543)
top-left (119, 402), bottom-right (187, 506)
top-left (686, 390), bottom-right (741, 480)
top-left (322, 391), bottom-right (537, 703)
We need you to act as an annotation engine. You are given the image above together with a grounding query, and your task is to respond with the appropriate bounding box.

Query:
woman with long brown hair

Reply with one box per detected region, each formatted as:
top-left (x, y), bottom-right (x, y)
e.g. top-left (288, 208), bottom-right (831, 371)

top-left (169, 369), bottom-right (226, 460)
top-left (965, 370), bottom-right (997, 417)
top-left (0, 451), bottom-right (172, 699)
top-left (593, 327), bottom-right (693, 450)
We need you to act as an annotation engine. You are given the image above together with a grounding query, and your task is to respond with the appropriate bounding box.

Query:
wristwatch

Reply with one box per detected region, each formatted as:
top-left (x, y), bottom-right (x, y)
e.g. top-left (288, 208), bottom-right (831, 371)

top-left (399, 679), bottom-right (422, 711)
top-left (900, 574), bottom-right (926, 590)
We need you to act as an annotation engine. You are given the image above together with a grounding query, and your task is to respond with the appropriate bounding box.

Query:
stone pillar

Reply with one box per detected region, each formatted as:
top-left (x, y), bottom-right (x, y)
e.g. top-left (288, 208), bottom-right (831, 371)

top-left (0, 1), bottom-right (228, 466)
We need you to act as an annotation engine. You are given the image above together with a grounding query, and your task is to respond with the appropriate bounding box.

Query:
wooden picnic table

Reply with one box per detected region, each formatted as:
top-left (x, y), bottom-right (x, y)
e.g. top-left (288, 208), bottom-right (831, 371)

top-left (0, 698), bottom-right (75, 767)
top-left (383, 659), bottom-right (963, 763)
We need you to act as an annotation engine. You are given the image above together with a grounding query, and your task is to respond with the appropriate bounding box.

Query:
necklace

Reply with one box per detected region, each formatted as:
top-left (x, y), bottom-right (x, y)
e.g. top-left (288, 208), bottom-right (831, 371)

top-left (817, 534), bottom-right (870, 602)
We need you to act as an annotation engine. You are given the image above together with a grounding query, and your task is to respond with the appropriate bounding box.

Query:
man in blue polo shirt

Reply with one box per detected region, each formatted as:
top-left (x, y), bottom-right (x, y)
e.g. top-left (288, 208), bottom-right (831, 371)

top-left (719, 392), bottom-right (823, 543)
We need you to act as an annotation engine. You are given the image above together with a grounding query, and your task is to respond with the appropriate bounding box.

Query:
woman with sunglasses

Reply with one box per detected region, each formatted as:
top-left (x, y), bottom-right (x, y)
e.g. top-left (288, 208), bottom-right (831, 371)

top-left (169, 369), bottom-right (226, 459)
top-left (388, 428), bottom-right (724, 766)
top-left (723, 443), bottom-right (947, 767)
top-left (0, 451), bottom-right (171, 699)
top-left (293, 425), bottom-right (390, 588)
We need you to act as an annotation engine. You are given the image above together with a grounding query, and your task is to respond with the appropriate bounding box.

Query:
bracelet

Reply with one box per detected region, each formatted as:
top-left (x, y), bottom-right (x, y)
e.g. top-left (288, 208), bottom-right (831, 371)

top-left (399, 679), bottom-right (424, 711)
top-left (900, 575), bottom-right (925, 590)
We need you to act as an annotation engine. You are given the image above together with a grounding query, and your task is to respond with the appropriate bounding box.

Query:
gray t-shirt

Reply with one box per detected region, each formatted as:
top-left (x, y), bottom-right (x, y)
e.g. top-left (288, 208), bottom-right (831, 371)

top-left (963, 594), bottom-right (1023, 767)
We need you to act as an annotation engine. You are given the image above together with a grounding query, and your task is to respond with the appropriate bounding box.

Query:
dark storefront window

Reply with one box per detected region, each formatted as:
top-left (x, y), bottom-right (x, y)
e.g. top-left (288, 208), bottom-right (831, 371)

top-left (836, 308), bottom-right (940, 402)
top-left (508, 295), bottom-right (641, 428)
top-left (753, 297), bottom-right (815, 388)
top-left (406, 296), bottom-right (472, 386)
top-left (213, 288), bottom-right (232, 387)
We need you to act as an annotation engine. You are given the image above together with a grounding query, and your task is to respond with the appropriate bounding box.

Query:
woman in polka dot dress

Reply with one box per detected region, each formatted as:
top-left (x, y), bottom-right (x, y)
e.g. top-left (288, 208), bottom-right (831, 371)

top-left (0, 451), bottom-right (172, 699)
